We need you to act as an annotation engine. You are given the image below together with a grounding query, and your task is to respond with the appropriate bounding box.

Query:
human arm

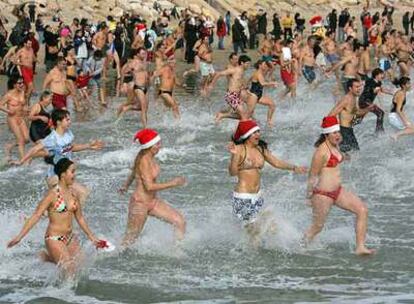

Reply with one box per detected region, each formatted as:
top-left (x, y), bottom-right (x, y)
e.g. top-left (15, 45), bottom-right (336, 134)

top-left (7, 191), bottom-right (53, 247)
top-left (327, 98), bottom-right (347, 117)
top-left (17, 141), bottom-right (45, 165)
top-left (208, 68), bottom-right (233, 88)
top-left (74, 205), bottom-right (99, 245)
top-left (263, 149), bottom-right (307, 173)
top-left (228, 142), bottom-right (241, 176)
top-left (42, 72), bottom-right (53, 90)
top-left (140, 160), bottom-right (185, 192)
top-left (257, 71), bottom-right (277, 87)
top-left (119, 163), bottom-right (136, 194)
top-left (72, 140), bottom-right (104, 152)
top-left (306, 149), bottom-right (326, 199)
top-left (0, 95), bottom-right (12, 114)
top-left (28, 103), bottom-right (48, 122)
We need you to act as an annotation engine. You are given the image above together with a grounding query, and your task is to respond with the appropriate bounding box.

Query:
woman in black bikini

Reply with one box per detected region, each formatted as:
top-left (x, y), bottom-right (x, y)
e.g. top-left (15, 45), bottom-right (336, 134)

top-left (246, 60), bottom-right (277, 127)
top-left (29, 90), bottom-right (52, 143)
top-left (7, 158), bottom-right (102, 278)
top-left (305, 116), bottom-right (375, 255)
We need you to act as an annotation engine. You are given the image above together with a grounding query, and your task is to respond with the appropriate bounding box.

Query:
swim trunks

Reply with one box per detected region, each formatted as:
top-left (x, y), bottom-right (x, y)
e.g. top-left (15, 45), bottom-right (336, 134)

top-left (52, 93), bottom-right (67, 109)
top-left (281, 69), bottom-right (295, 86)
top-left (302, 65), bottom-right (316, 83)
top-left (200, 61), bottom-right (215, 77)
top-left (21, 66), bottom-right (34, 85)
top-left (339, 126), bottom-right (359, 153)
top-left (224, 91), bottom-right (242, 111)
top-left (232, 191), bottom-right (264, 223)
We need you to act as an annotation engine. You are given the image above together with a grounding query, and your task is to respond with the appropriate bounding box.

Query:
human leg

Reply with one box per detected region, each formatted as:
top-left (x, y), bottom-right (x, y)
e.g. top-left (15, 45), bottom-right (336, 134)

top-left (149, 199), bottom-right (186, 240)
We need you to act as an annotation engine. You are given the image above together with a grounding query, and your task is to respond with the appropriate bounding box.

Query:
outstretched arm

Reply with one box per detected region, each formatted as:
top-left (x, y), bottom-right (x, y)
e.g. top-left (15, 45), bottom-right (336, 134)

top-left (7, 191), bottom-right (54, 247)
top-left (264, 149), bottom-right (307, 173)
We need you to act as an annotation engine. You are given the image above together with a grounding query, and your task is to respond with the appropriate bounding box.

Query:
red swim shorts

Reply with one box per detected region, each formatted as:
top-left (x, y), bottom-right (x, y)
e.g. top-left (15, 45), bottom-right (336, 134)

top-left (281, 69), bottom-right (295, 87)
top-left (52, 93), bottom-right (67, 109)
top-left (21, 66), bottom-right (34, 85)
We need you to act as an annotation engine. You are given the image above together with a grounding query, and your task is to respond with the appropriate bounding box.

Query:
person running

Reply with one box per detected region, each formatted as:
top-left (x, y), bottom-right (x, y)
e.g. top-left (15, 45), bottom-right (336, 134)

top-left (131, 47), bottom-right (150, 127)
top-left (43, 57), bottom-right (69, 110)
top-left (246, 60), bottom-right (277, 127)
top-left (389, 77), bottom-right (414, 140)
top-left (208, 55), bottom-right (252, 123)
top-left (28, 90), bottom-right (52, 143)
top-left (15, 37), bottom-right (36, 103)
top-left (328, 79), bottom-right (373, 153)
top-left (7, 158), bottom-right (103, 278)
top-left (304, 116), bottom-right (375, 255)
top-left (228, 120), bottom-right (306, 245)
top-left (15, 109), bottom-right (104, 205)
top-left (153, 59), bottom-right (181, 120)
top-left (356, 68), bottom-right (393, 133)
top-left (0, 77), bottom-right (29, 162)
top-left (119, 129), bottom-right (186, 247)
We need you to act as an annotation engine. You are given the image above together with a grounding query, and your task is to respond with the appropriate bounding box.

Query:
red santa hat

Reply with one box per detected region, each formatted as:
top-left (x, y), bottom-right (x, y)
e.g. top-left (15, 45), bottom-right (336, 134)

top-left (309, 15), bottom-right (322, 26)
top-left (134, 129), bottom-right (161, 149)
top-left (233, 120), bottom-right (260, 142)
top-left (321, 116), bottom-right (340, 134)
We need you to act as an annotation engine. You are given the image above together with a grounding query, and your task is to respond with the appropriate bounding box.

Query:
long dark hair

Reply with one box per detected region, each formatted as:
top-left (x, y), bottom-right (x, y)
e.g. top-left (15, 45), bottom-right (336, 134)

top-left (232, 136), bottom-right (268, 152)
top-left (314, 134), bottom-right (327, 147)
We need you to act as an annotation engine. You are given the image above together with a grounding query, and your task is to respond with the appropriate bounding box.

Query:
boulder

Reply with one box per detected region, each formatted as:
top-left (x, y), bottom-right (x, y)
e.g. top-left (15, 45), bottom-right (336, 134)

top-left (111, 7), bottom-right (124, 18)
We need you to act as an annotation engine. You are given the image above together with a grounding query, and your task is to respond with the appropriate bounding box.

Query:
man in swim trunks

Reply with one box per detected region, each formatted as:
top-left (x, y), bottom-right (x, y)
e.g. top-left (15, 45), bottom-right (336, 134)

top-left (300, 36), bottom-right (318, 85)
top-left (328, 79), bottom-right (374, 153)
top-left (207, 55), bottom-right (252, 123)
top-left (16, 37), bottom-right (36, 103)
top-left (43, 57), bottom-right (69, 110)
top-left (132, 47), bottom-right (150, 127)
top-left (152, 58), bottom-right (180, 120)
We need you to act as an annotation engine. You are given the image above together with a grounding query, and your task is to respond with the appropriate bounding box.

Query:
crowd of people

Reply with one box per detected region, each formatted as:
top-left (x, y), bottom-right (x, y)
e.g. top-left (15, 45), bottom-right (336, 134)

top-left (1, 0), bottom-right (414, 278)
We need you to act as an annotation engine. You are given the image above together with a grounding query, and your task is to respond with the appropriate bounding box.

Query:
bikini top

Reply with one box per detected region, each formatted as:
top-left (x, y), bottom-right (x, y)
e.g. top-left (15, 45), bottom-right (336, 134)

top-left (391, 93), bottom-right (406, 113)
top-left (239, 144), bottom-right (264, 171)
top-left (50, 187), bottom-right (77, 213)
top-left (325, 143), bottom-right (343, 168)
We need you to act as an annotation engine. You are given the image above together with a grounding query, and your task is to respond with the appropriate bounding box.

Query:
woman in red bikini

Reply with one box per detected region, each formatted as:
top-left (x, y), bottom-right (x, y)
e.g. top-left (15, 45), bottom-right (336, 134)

top-left (304, 116), bottom-right (375, 255)
top-left (119, 129), bottom-right (186, 247)
top-left (7, 158), bottom-right (102, 278)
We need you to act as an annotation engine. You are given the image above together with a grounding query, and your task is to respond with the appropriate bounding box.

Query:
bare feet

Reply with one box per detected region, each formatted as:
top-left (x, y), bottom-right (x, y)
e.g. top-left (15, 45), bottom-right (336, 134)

top-left (391, 134), bottom-right (398, 141)
top-left (355, 246), bottom-right (376, 256)
top-left (267, 120), bottom-right (274, 129)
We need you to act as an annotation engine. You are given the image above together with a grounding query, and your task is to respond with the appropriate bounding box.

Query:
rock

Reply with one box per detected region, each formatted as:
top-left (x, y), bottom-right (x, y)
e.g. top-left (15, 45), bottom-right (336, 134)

top-left (111, 7), bottom-right (124, 18)
top-left (188, 3), bottom-right (202, 15)
top-left (158, 0), bottom-right (174, 9)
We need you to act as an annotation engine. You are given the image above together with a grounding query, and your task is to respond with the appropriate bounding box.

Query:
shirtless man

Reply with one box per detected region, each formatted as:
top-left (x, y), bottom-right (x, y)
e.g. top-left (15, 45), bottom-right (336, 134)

top-left (43, 57), bottom-right (69, 110)
top-left (358, 43), bottom-right (371, 81)
top-left (117, 53), bottom-right (140, 119)
top-left (378, 32), bottom-right (395, 80)
top-left (92, 23), bottom-right (108, 51)
top-left (16, 37), bottom-right (36, 103)
top-left (395, 35), bottom-right (412, 77)
top-left (328, 79), bottom-right (373, 153)
top-left (207, 55), bottom-right (251, 122)
top-left (330, 41), bottom-right (361, 94)
top-left (300, 36), bottom-right (318, 86)
top-left (153, 59), bottom-right (180, 120)
top-left (259, 34), bottom-right (275, 78)
top-left (131, 48), bottom-right (150, 127)
top-left (0, 77), bottom-right (29, 161)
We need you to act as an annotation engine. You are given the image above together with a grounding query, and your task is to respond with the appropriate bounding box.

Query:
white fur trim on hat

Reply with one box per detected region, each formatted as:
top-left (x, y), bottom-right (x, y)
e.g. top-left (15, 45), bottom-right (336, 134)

top-left (240, 126), bottom-right (260, 140)
top-left (322, 124), bottom-right (340, 134)
top-left (140, 135), bottom-right (161, 149)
